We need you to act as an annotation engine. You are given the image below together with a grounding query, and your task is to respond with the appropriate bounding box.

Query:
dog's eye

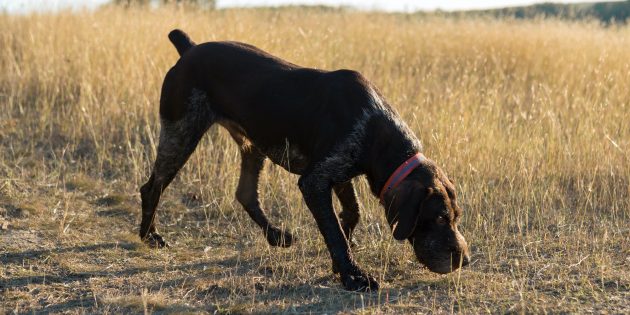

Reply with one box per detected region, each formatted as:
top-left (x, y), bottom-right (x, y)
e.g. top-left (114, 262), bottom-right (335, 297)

top-left (436, 215), bottom-right (447, 225)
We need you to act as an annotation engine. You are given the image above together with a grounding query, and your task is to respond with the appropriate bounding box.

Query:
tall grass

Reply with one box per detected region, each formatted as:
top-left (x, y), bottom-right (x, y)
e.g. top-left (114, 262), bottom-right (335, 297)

top-left (0, 6), bottom-right (628, 313)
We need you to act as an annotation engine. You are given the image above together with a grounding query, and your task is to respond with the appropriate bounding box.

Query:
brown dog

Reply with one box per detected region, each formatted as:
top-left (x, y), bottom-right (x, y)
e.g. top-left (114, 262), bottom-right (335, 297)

top-left (139, 29), bottom-right (470, 291)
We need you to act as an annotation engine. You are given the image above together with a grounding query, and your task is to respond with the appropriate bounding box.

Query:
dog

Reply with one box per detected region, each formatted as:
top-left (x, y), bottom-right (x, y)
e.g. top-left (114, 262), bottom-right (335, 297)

top-left (139, 29), bottom-right (470, 292)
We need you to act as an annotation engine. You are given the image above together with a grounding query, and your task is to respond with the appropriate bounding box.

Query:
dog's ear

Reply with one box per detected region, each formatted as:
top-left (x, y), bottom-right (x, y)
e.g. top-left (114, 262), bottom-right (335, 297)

top-left (384, 181), bottom-right (431, 240)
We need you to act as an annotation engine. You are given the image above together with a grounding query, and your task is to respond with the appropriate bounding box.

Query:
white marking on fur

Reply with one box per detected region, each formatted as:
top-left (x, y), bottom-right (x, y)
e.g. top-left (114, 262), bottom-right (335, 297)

top-left (368, 85), bottom-right (422, 151)
top-left (155, 88), bottom-right (214, 181)
top-left (389, 115), bottom-right (422, 150)
top-left (309, 84), bottom-right (423, 185)
top-left (312, 108), bottom-right (375, 182)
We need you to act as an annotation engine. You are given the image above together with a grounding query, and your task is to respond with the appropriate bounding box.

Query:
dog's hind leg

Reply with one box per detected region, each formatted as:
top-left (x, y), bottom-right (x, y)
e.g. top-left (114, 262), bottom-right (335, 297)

top-left (139, 120), bottom-right (209, 247)
top-left (333, 180), bottom-right (360, 245)
top-left (234, 148), bottom-right (295, 247)
top-left (140, 90), bottom-right (214, 248)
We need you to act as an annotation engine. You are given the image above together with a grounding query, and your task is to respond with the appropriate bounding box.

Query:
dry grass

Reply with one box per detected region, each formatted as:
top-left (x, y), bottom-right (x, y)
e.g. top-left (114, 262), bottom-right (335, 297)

top-left (1, 6), bottom-right (629, 314)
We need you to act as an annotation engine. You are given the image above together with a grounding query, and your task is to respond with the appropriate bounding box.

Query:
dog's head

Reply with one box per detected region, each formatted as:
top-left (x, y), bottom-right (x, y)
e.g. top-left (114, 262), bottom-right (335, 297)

top-left (382, 161), bottom-right (470, 274)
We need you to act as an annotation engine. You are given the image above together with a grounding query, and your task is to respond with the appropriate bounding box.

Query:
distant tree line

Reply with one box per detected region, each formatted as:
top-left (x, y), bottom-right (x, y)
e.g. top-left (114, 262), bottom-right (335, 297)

top-left (112, 0), bottom-right (215, 9)
top-left (110, 1), bottom-right (630, 24)
top-left (461, 1), bottom-right (630, 24)
top-left (591, 1), bottom-right (630, 23)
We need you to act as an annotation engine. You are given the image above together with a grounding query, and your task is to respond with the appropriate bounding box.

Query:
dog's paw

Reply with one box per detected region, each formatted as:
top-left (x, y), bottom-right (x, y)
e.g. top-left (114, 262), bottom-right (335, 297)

top-left (144, 232), bottom-right (169, 248)
top-left (265, 227), bottom-right (294, 248)
top-left (340, 269), bottom-right (379, 292)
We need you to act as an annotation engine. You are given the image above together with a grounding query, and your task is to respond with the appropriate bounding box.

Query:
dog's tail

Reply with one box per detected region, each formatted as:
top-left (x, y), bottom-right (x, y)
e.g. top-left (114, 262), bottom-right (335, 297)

top-left (168, 29), bottom-right (196, 56)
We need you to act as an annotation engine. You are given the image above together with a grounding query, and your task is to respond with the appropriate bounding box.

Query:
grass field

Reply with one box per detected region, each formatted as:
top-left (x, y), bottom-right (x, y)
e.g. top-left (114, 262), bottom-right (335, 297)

top-left (1, 5), bottom-right (629, 314)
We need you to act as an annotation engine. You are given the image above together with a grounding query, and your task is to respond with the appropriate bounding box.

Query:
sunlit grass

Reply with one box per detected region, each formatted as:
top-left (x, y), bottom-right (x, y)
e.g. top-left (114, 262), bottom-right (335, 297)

top-left (0, 6), bottom-right (628, 313)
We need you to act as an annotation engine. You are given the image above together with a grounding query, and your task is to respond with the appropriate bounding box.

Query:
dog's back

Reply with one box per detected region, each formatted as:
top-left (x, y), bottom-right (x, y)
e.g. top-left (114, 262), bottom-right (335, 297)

top-left (162, 31), bottom-right (384, 166)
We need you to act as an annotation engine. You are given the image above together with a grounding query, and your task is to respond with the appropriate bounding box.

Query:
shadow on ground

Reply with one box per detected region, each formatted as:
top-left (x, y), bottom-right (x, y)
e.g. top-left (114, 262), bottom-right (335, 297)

top-left (1, 241), bottom-right (445, 313)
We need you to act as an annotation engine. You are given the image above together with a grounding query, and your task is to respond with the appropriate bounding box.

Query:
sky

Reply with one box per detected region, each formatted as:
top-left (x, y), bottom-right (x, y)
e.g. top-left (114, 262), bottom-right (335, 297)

top-left (0, 0), bottom-right (617, 14)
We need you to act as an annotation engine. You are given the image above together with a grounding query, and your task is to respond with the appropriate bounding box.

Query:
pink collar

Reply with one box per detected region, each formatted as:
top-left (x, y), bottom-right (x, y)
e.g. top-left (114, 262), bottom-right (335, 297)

top-left (379, 153), bottom-right (426, 203)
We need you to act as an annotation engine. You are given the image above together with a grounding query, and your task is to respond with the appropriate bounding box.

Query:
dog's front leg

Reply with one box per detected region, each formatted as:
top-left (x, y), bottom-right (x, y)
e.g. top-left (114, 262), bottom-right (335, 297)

top-left (298, 174), bottom-right (379, 292)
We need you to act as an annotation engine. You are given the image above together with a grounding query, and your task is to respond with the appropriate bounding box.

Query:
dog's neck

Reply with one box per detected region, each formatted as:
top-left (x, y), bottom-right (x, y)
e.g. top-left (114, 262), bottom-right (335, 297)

top-left (362, 113), bottom-right (423, 197)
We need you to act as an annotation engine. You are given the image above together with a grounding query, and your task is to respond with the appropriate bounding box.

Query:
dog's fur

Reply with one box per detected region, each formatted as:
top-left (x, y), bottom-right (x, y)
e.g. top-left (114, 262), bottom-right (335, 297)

top-left (139, 29), bottom-right (470, 291)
